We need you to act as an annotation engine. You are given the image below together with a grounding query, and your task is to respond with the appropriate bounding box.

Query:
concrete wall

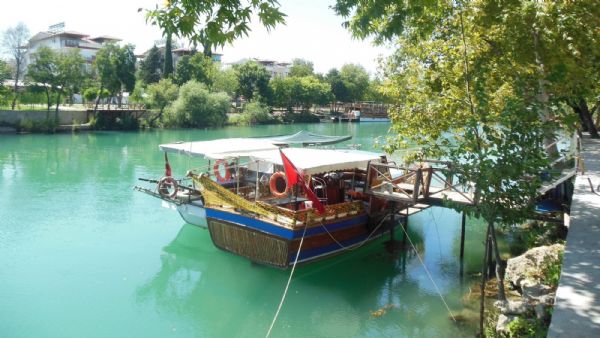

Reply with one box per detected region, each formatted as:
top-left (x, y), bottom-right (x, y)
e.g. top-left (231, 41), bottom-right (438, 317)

top-left (0, 110), bottom-right (89, 125)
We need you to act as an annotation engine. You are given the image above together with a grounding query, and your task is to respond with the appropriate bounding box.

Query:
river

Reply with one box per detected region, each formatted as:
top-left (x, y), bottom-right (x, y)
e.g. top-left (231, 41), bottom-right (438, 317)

top-left (0, 123), bottom-right (487, 337)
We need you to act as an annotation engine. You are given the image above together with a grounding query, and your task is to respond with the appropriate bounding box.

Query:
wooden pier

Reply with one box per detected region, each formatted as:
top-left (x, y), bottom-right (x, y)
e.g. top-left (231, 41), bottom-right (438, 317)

top-left (549, 134), bottom-right (600, 336)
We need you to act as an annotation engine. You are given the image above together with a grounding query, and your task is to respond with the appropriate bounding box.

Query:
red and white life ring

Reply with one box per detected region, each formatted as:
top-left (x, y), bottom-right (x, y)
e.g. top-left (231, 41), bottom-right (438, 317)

top-left (269, 171), bottom-right (289, 198)
top-left (158, 176), bottom-right (178, 199)
top-left (213, 159), bottom-right (232, 182)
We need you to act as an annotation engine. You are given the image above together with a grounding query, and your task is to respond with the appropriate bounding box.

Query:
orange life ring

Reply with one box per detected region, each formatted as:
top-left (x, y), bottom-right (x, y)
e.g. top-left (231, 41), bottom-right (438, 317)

top-left (269, 171), bottom-right (289, 198)
top-left (213, 159), bottom-right (232, 182)
top-left (158, 176), bottom-right (178, 199)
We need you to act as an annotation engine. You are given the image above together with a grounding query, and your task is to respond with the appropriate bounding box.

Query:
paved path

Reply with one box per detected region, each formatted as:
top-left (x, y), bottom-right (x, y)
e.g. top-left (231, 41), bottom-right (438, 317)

top-left (549, 135), bottom-right (600, 337)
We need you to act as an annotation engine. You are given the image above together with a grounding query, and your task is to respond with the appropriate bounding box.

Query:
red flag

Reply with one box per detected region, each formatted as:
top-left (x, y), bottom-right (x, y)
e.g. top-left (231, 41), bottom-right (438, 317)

top-left (279, 149), bottom-right (325, 214)
top-left (164, 152), bottom-right (172, 177)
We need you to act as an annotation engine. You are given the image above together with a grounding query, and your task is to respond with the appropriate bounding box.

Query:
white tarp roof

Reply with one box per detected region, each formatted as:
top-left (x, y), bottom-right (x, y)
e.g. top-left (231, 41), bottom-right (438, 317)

top-left (250, 148), bottom-right (383, 175)
top-left (159, 138), bottom-right (279, 158)
top-left (158, 131), bottom-right (352, 159)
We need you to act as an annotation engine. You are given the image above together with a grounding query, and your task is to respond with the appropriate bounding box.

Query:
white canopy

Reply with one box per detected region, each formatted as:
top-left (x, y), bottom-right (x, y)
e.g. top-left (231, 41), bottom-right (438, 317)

top-left (159, 138), bottom-right (279, 158)
top-left (250, 148), bottom-right (383, 175)
top-left (159, 135), bottom-right (383, 175)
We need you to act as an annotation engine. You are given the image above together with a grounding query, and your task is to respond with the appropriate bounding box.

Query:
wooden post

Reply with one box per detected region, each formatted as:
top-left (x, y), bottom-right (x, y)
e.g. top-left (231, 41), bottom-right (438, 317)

top-left (402, 208), bottom-right (408, 249)
top-left (460, 212), bottom-right (466, 260)
top-left (255, 161), bottom-right (260, 201)
top-left (412, 168), bottom-right (422, 203)
top-left (489, 221), bottom-right (506, 301)
top-left (460, 212), bottom-right (466, 277)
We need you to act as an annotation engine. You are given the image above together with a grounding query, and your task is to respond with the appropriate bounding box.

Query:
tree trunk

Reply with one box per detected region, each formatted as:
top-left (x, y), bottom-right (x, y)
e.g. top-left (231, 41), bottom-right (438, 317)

top-left (150, 107), bottom-right (165, 125)
top-left (55, 92), bottom-right (61, 122)
top-left (489, 221), bottom-right (506, 301)
top-left (532, 29), bottom-right (560, 155)
top-left (479, 224), bottom-right (491, 336)
top-left (11, 61), bottom-right (21, 110)
top-left (45, 87), bottom-right (51, 112)
top-left (570, 98), bottom-right (599, 138)
top-left (94, 85), bottom-right (103, 113)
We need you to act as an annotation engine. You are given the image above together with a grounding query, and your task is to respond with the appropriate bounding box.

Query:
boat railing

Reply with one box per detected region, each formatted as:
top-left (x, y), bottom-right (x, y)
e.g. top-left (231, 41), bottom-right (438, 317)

top-left (194, 174), bottom-right (365, 228)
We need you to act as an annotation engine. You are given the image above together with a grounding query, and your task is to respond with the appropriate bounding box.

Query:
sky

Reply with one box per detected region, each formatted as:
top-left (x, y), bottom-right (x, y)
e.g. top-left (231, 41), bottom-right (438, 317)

top-left (0, 0), bottom-right (391, 75)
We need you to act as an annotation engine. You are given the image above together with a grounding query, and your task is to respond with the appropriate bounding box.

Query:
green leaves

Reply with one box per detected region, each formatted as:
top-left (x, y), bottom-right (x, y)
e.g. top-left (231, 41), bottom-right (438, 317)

top-left (144, 0), bottom-right (285, 54)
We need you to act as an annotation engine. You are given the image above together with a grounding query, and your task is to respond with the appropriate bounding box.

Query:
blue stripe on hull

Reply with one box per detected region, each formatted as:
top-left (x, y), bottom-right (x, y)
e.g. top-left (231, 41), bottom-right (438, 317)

top-left (205, 208), bottom-right (369, 240)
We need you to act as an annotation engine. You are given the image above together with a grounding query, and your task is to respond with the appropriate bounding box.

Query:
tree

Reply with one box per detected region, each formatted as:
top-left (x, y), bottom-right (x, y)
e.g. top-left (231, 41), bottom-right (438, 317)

top-left (211, 67), bottom-right (239, 97)
top-left (94, 44), bottom-right (121, 111)
top-left (167, 80), bottom-right (229, 127)
top-left (2, 22), bottom-right (29, 110)
top-left (94, 44), bottom-right (136, 109)
top-left (339, 64), bottom-right (369, 103)
top-left (164, 33), bottom-right (174, 77)
top-left (173, 53), bottom-right (216, 86)
top-left (173, 54), bottom-right (192, 85)
top-left (26, 47), bottom-right (57, 114)
top-left (146, 78), bottom-right (178, 124)
top-left (271, 75), bottom-right (331, 112)
top-left (59, 49), bottom-right (86, 107)
top-left (139, 45), bottom-right (163, 85)
top-left (144, 0), bottom-right (285, 56)
top-left (115, 44), bottom-right (137, 106)
top-left (325, 68), bottom-right (349, 111)
top-left (332, 1), bottom-right (582, 332)
top-left (27, 47), bottom-right (85, 119)
top-left (235, 61), bottom-right (271, 103)
top-left (289, 58), bottom-right (314, 77)
top-left (0, 59), bottom-right (10, 105)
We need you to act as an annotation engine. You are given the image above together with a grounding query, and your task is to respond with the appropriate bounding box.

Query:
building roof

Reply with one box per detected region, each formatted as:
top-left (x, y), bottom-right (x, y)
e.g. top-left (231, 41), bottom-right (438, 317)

top-left (89, 35), bottom-right (121, 43)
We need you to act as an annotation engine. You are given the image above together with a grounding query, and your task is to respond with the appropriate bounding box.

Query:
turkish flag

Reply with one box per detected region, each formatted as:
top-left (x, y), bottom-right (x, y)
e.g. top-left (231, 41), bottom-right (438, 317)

top-left (279, 149), bottom-right (325, 214)
top-left (164, 152), bottom-right (172, 177)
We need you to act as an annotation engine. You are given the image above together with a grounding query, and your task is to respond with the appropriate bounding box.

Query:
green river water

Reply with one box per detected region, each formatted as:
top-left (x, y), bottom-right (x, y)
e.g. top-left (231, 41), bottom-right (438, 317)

top-left (0, 123), bottom-right (488, 337)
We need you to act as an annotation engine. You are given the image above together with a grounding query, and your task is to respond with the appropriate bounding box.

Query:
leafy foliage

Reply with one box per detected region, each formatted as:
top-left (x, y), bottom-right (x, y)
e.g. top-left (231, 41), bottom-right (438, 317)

top-left (333, 0), bottom-right (562, 224)
top-left (166, 80), bottom-right (229, 127)
top-left (236, 100), bottom-right (275, 125)
top-left (211, 67), bottom-right (239, 97)
top-left (234, 61), bottom-right (271, 103)
top-left (2, 22), bottom-right (29, 109)
top-left (144, 0), bottom-right (285, 55)
top-left (289, 59), bottom-right (314, 77)
top-left (26, 47), bottom-right (85, 115)
top-left (94, 43), bottom-right (137, 107)
top-left (146, 78), bottom-right (178, 124)
top-left (139, 45), bottom-right (163, 84)
top-left (270, 75), bottom-right (331, 111)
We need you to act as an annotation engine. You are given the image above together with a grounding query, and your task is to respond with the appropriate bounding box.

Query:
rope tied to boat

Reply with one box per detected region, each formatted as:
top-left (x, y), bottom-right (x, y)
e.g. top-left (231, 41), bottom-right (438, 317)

top-left (397, 219), bottom-right (457, 322)
top-left (319, 213), bottom-right (391, 251)
top-left (265, 221), bottom-right (308, 338)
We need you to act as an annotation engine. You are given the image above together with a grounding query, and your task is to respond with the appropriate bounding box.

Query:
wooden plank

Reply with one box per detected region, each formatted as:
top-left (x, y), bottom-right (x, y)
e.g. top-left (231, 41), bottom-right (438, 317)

top-left (538, 170), bottom-right (577, 195)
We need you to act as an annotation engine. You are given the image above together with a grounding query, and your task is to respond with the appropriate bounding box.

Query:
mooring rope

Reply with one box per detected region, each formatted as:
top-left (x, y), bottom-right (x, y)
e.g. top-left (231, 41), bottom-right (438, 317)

top-left (265, 222), bottom-right (308, 338)
top-left (428, 208), bottom-right (444, 260)
top-left (321, 213), bottom-right (391, 251)
top-left (397, 221), bottom-right (457, 322)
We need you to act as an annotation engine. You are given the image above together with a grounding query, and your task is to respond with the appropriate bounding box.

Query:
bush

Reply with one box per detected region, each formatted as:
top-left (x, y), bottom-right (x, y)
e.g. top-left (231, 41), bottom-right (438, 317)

top-left (17, 118), bottom-right (58, 133)
top-left (165, 80), bottom-right (230, 128)
top-left (90, 113), bottom-right (139, 130)
top-left (83, 87), bottom-right (110, 103)
top-left (281, 111), bottom-right (320, 123)
top-left (236, 100), bottom-right (276, 125)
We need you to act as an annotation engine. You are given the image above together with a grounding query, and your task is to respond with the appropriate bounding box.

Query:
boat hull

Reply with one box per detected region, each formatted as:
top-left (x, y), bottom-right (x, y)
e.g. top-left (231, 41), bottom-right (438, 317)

top-left (176, 200), bottom-right (207, 228)
top-left (205, 208), bottom-right (389, 268)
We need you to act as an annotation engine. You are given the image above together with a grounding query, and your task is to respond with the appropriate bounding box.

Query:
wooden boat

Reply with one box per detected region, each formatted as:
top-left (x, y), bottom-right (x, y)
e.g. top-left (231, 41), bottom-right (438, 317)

top-left (135, 131), bottom-right (353, 228)
top-left (190, 147), bottom-right (397, 268)
top-left (137, 134), bottom-right (399, 268)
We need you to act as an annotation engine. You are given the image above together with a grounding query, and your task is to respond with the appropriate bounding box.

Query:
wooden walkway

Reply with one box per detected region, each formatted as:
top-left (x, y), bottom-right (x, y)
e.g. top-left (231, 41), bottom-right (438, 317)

top-left (549, 134), bottom-right (600, 337)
